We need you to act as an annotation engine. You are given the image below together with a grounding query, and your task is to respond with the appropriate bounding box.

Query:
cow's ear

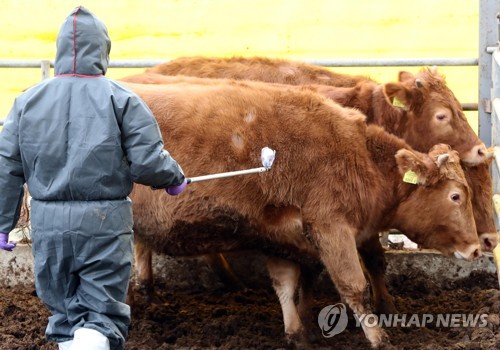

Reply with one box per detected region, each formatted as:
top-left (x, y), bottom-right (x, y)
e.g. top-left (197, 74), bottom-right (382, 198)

top-left (395, 149), bottom-right (429, 185)
top-left (398, 71), bottom-right (415, 82)
top-left (383, 82), bottom-right (410, 110)
top-left (436, 154), bottom-right (449, 167)
top-left (428, 144), bottom-right (461, 165)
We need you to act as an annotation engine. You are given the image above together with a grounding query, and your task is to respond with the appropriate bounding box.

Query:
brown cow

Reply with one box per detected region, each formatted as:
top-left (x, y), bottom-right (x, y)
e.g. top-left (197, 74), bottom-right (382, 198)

top-left (141, 62), bottom-right (487, 166)
top-left (313, 69), bottom-right (497, 314)
top-left (316, 69), bottom-right (487, 165)
top-left (123, 81), bottom-right (480, 348)
top-left (119, 71), bottom-right (497, 315)
top-left (146, 56), bottom-right (372, 87)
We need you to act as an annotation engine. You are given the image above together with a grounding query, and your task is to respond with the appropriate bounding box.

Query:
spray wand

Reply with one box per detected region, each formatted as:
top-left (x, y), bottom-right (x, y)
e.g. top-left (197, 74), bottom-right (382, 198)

top-left (186, 147), bottom-right (276, 184)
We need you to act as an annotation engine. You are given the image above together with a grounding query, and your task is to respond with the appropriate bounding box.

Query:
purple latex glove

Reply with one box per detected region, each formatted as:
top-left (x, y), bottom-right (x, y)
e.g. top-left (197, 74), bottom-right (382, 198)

top-left (0, 232), bottom-right (16, 252)
top-left (165, 179), bottom-right (188, 196)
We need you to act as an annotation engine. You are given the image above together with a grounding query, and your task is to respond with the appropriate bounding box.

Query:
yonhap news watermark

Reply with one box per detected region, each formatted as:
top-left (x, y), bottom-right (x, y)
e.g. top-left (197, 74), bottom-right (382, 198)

top-left (318, 303), bottom-right (489, 338)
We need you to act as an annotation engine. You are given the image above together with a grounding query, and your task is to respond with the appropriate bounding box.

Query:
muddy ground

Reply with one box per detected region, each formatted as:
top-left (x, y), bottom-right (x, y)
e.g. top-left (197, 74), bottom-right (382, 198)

top-left (0, 257), bottom-right (498, 350)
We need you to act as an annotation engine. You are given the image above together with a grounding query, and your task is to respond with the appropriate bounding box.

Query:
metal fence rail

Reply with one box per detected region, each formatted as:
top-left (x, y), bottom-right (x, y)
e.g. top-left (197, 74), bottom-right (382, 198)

top-left (0, 57), bottom-right (486, 69)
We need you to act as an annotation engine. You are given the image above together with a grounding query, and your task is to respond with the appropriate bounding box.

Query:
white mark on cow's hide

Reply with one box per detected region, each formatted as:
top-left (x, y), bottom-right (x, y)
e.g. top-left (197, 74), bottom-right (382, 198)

top-left (231, 133), bottom-right (245, 150)
top-left (244, 111), bottom-right (256, 123)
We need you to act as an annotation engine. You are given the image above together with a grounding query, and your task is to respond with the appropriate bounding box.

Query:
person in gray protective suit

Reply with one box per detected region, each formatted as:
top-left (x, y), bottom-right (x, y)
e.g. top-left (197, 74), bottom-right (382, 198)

top-left (0, 6), bottom-right (187, 350)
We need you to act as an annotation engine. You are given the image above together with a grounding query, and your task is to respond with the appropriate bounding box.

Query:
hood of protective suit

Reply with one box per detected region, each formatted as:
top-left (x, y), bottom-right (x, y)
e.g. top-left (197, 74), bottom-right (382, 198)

top-left (55, 6), bottom-right (110, 76)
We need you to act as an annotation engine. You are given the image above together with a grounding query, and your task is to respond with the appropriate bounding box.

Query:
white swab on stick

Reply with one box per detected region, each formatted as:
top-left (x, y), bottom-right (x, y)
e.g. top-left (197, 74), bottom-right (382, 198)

top-left (187, 147), bottom-right (276, 184)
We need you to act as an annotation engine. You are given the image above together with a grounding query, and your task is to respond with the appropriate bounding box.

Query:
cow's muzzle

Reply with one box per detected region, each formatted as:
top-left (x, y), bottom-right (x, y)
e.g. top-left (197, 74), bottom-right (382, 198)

top-left (453, 243), bottom-right (481, 261)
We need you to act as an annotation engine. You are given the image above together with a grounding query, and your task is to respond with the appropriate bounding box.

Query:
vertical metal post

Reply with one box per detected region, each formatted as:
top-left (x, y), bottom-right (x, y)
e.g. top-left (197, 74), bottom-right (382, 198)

top-left (492, 49), bottom-right (500, 227)
top-left (478, 0), bottom-right (499, 146)
top-left (487, 2), bottom-right (500, 286)
top-left (41, 60), bottom-right (51, 80)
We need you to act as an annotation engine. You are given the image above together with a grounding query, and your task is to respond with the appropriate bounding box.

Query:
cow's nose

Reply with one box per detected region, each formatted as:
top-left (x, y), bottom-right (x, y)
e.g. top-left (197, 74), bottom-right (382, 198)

top-left (479, 232), bottom-right (498, 252)
top-left (472, 247), bottom-right (481, 260)
top-left (474, 144), bottom-right (487, 159)
top-left (478, 148), bottom-right (484, 157)
top-left (462, 144), bottom-right (488, 165)
top-left (454, 243), bottom-right (482, 261)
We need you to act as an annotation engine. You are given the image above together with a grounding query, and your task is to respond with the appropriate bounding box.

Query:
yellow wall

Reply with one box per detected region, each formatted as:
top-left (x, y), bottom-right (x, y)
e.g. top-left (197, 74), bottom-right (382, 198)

top-left (0, 0), bottom-right (480, 132)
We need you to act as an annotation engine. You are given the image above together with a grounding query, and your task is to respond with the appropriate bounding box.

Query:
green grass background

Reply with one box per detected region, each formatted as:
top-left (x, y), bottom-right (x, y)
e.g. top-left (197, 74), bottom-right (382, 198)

top-left (0, 0), bottom-right (481, 133)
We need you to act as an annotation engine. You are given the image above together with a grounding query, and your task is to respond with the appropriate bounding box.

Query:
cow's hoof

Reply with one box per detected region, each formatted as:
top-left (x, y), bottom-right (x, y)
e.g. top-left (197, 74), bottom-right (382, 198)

top-left (372, 329), bottom-right (394, 350)
top-left (285, 331), bottom-right (310, 350)
top-left (378, 329), bottom-right (397, 350)
top-left (364, 326), bottom-right (393, 349)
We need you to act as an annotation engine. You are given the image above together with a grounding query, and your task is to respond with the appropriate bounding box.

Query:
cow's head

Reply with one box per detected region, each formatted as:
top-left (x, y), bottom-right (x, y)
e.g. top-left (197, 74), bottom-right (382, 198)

top-left (393, 144), bottom-right (481, 261)
top-left (383, 68), bottom-right (487, 165)
top-left (463, 156), bottom-right (498, 252)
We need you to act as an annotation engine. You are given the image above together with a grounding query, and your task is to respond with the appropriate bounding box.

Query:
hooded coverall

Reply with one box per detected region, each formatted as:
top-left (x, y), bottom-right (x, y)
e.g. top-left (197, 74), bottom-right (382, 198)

top-left (0, 6), bottom-right (185, 349)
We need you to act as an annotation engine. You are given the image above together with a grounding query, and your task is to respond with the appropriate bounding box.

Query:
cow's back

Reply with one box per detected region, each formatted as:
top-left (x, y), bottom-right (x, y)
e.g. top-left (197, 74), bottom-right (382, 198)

top-left (147, 56), bottom-right (372, 87)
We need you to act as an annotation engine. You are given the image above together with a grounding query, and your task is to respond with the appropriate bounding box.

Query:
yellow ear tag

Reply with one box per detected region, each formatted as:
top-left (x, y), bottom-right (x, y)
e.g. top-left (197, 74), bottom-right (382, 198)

top-left (403, 170), bottom-right (418, 184)
top-left (392, 97), bottom-right (407, 110)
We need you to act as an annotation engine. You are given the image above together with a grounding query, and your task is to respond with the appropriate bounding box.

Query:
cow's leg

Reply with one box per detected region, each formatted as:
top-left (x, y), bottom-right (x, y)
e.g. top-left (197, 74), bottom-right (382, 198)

top-left (202, 253), bottom-right (246, 290)
top-left (297, 263), bottom-right (322, 340)
top-left (133, 240), bottom-right (155, 301)
top-left (266, 257), bottom-right (305, 344)
top-left (357, 234), bottom-right (397, 315)
top-left (315, 224), bottom-right (389, 349)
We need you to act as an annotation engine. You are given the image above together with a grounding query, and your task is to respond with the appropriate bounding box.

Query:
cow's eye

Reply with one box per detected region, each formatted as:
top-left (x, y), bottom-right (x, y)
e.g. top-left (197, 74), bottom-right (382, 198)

top-left (450, 193), bottom-right (461, 203)
top-left (436, 114), bottom-right (447, 121)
